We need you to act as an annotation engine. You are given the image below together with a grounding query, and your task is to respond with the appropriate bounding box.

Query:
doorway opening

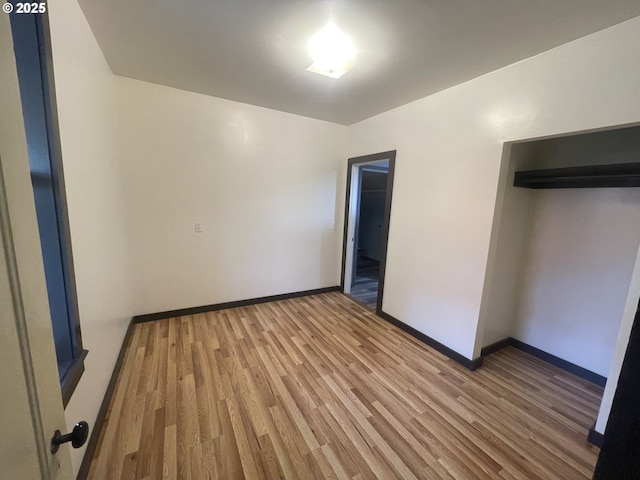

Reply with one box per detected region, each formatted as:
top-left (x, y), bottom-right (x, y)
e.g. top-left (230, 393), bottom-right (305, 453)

top-left (341, 151), bottom-right (396, 312)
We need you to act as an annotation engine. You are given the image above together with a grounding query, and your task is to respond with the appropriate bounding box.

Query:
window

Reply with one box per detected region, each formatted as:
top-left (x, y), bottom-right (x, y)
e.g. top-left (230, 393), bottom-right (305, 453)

top-left (10, 13), bottom-right (86, 406)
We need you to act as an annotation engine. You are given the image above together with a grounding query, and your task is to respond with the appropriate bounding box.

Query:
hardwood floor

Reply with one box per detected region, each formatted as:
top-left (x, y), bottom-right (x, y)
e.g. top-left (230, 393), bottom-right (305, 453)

top-left (88, 292), bottom-right (602, 479)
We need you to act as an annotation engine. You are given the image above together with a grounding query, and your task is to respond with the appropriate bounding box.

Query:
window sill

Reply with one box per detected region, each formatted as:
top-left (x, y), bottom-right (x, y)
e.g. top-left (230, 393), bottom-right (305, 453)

top-left (61, 349), bottom-right (88, 408)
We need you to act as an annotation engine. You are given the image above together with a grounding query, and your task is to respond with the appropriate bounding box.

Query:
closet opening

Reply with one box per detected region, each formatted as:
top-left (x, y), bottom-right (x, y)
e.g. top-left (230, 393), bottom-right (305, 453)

top-left (478, 123), bottom-right (640, 448)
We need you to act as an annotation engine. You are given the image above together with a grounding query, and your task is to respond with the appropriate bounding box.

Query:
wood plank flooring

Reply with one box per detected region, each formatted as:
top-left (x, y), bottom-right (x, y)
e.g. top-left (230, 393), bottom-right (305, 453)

top-left (88, 292), bottom-right (602, 479)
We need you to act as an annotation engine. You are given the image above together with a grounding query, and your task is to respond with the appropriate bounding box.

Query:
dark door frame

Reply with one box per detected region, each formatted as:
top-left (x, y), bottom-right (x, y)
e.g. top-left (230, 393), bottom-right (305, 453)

top-left (593, 297), bottom-right (640, 479)
top-left (340, 150), bottom-right (396, 314)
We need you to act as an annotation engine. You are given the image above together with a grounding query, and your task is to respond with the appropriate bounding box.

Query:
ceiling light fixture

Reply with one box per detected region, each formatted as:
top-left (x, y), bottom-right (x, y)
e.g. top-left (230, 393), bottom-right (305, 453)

top-left (306, 21), bottom-right (356, 79)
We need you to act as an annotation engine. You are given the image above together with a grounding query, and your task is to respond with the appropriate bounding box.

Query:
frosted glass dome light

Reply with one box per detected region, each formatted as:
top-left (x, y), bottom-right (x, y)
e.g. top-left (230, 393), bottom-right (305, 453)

top-left (307, 22), bottom-right (355, 75)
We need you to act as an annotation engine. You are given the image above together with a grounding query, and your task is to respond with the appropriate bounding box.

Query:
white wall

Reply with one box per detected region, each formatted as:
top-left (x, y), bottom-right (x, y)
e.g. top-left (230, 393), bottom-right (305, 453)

top-left (115, 77), bottom-right (348, 315)
top-left (515, 188), bottom-right (640, 377)
top-left (48, 0), bottom-right (133, 475)
top-left (347, 16), bottom-right (640, 360)
top-left (478, 143), bottom-right (538, 347)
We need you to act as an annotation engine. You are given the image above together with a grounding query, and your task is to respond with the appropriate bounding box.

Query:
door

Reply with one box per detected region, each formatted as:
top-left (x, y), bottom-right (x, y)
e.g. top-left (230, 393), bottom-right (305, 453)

top-left (592, 298), bottom-right (640, 478)
top-left (351, 168), bottom-right (363, 289)
top-left (0, 14), bottom-right (73, 479)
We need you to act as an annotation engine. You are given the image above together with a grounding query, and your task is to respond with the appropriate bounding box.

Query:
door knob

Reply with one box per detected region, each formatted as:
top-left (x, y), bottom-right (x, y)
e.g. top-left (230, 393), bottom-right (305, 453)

top-left (50, 421), bottom-right (89, 453)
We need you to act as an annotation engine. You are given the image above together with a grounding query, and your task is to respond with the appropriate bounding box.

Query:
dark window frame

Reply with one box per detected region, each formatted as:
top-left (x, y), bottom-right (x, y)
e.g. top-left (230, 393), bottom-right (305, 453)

top-left (10, 11), bottom-right (87, 407)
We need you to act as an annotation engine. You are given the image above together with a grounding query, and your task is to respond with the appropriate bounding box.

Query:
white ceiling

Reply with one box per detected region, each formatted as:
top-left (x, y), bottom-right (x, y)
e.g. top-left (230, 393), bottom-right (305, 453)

top-left (77, 0), bottom-right (640, 125)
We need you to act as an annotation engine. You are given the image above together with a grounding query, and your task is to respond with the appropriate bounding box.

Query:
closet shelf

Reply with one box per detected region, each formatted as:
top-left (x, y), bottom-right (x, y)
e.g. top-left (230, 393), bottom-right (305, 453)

top-left (513, 162), bottom-right (640, 189)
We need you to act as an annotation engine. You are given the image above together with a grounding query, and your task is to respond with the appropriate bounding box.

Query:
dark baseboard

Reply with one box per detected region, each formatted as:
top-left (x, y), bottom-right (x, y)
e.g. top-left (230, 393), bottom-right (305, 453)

top-left (588, 424), bottom-right (604, 448)
top-left (481, 337), bottom-right (607, 387)
top-left (132, 286), bottom-right (341, 324)
top-left (76, 319), bottom-right (135, 480)
top-left (480, 337), bottom-right (511, 357)
top-left (509, 338), bottom-right (607, 387)
top-left (377, 310), bottom-right (483, 371)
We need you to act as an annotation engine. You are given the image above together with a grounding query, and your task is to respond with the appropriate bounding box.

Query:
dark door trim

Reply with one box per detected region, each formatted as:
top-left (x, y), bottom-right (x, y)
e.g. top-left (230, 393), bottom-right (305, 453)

top-left (340, 150), bottom-right (396, 314)
top-left (593, 298), bottom-right (640, 478)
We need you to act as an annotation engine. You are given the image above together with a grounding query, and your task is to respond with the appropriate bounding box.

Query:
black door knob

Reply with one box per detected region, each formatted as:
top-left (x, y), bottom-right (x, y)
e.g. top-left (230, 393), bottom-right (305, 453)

top-left (50, 421), bottom-right (89, 453)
